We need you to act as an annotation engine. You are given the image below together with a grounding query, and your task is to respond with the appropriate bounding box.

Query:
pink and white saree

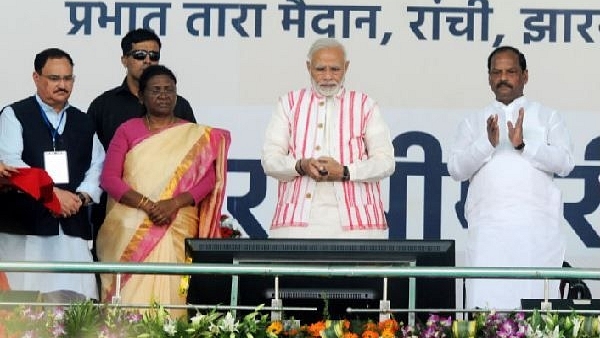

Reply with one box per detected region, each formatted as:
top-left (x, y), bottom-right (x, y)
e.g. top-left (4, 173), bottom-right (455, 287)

top-left (97, 123), bottom-right (229, 314)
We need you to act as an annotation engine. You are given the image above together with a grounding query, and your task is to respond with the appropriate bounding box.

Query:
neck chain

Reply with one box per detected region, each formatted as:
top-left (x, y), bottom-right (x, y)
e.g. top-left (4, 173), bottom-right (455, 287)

top-left (145, 114), bottom-right (175, 132)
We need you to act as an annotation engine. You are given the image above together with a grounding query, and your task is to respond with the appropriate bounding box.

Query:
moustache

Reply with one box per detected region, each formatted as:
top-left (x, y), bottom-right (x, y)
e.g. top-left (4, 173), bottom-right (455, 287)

top-left (54, 89), bottom-right (69, 94)
top-left (496, 81), bottom-right (513, 89)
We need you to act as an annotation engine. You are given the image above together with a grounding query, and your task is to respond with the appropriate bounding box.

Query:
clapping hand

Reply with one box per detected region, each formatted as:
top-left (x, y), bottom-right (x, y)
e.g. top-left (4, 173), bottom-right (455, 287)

top-left (507, 108), bottom-right (524, 148)
top-left (487, 114), bottom-right (499, 147)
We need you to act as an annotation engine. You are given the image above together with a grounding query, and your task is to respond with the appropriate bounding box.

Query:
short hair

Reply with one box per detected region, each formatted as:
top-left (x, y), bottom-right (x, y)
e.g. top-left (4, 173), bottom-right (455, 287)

top-left (34, 48), bottom-right (74, 73)
top-left (487, 46), bottom-right (527, 72)
top-left (120, 28), bottom-right (162, 55)
top-left (139, 64), bottom-right (177, 94)
top-left (307, 38), bottom-right (347, 62)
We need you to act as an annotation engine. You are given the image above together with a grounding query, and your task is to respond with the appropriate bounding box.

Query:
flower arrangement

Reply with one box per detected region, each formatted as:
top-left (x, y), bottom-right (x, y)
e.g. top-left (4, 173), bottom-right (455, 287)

top-left (219, 214), bottom-right (242, 238)
top-left (1, 302), bottom-right (600, 338)
top-left (266, 311), bottom-right (600, 338)
top-left (0, 302), bottom-right (270, 338)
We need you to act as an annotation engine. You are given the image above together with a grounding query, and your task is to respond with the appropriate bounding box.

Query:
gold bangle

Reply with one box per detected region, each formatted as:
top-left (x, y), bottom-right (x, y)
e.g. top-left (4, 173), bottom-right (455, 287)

top-left (136, 196), bottom-right (147, 209)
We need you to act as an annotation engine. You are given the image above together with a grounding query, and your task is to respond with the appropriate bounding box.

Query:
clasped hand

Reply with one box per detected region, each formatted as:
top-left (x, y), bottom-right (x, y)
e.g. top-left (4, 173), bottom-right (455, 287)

top-left (298, 156), bottom-right (344, 182)
top-left (141, 198), bottom-right (179, 226)
top-left (53, 187), bottom-right (83, 218)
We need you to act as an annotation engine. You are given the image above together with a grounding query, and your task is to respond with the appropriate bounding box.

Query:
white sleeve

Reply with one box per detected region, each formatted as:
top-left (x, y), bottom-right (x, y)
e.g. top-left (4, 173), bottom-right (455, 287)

top-left (0, 107), bottom-right (28, 167)
top-left (76, 133), bottom-right (105, 203)
top-left (260, 100), bottom-right (298, 182)
top-left (520, 110), bottom-right (574, 177)
top-left (447, 115), bottom-right (495, 182)
top-left (347, 105), bottom-right (395, 182)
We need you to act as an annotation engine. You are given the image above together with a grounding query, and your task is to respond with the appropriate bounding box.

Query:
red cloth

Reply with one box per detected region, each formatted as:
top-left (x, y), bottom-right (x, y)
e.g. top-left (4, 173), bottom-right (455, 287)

top-left (7, 167), bottom-right (61, 214)
top-left (0, 271), bottom-right (9, 291)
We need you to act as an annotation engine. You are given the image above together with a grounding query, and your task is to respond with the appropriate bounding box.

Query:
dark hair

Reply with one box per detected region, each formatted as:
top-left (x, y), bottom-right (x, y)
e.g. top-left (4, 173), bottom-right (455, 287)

top-left (139, 64), bottom-right (177, 94)
top-left (487, 46), bottom-right (527, 73)
top-left (120, 28), bottom-right (162, 55)
top-left (34, 48), bottom-right (74, 73)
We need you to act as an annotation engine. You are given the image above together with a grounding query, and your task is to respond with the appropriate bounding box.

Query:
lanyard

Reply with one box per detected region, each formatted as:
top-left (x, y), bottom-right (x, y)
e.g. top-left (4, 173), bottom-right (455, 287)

top-left (38, 104), bottom-right (66, 151)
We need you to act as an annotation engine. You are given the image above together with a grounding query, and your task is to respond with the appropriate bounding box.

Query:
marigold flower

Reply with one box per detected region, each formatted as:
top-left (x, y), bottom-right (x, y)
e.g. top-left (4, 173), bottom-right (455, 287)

top-left (343, 332), bottom-right (359, 338)
top-left (380, 328), bottom-right (395, 338)
top-left (308, 321), bottom-right (327, 337)
top-left (361, 329), bottom-right (379, 338)
top-left (364, 321), bottom-right (378, 332)
top-left (268, 321), bottom-right (284, 335)
top-left (378, 319), bottom-right (399, 333)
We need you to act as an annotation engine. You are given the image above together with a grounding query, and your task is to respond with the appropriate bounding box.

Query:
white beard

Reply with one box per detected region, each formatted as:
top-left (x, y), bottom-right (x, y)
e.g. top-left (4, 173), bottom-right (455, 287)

top-left (311, 78), bottom-right (344, 97)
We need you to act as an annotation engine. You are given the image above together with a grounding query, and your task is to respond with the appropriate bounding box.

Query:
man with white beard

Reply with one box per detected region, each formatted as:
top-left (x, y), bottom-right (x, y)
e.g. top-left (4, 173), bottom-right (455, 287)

top-left (261, 38), bottom-right (395, 238)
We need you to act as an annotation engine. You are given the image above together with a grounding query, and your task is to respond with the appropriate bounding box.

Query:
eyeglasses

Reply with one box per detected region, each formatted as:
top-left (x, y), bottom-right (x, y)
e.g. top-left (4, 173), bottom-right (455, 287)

top-left (40, 74), bottom-right (75, 83)
top-left (128, 50), bottom-right (160, 62)
top-left (145, 88), bottom-right (176, 96)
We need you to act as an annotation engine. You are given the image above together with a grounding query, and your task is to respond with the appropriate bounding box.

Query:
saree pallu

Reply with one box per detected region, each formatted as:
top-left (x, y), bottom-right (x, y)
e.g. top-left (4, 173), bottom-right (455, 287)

top-left (97, 123), bottom-right (229, 314)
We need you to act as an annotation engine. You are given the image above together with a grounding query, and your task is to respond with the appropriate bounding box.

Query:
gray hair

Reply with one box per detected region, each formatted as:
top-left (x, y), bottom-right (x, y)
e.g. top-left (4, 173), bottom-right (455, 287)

top-left (306, 38), bottom-right (347, 61)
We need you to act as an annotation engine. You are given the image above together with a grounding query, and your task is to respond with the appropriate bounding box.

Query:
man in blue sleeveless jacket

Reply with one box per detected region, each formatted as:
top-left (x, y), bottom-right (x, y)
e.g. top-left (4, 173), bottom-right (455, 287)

top-left (0, 48), bottom-right (105, 302)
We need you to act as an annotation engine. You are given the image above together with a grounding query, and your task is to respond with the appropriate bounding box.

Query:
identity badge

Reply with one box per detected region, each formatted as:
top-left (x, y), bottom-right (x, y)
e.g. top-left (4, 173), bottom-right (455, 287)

top-left (43, 150), bottom-right (69, 184)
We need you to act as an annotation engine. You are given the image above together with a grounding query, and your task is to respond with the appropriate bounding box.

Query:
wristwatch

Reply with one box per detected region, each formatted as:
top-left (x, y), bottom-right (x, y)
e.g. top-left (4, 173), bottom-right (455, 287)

top-left (342, 166), bottom-right (350, 182)
top-left (76, 192), bottom-right (91, 206)
top-left (514, 142), bottom-right (525, 150)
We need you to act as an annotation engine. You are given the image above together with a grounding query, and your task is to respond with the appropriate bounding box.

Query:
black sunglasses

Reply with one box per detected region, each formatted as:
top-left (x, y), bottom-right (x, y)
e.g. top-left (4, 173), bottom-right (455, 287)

top-left (128, 50), bottom-right (160, 61)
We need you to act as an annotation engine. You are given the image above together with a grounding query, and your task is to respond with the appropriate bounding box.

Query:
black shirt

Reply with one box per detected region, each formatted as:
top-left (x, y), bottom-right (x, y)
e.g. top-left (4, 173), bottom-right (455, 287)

top-left (88, 78), bottom-right (196, 150)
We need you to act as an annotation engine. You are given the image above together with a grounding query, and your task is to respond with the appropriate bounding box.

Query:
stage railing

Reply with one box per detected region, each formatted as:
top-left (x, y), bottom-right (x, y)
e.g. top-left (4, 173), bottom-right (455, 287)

top-left (2, 261), bottom-right (600, 325)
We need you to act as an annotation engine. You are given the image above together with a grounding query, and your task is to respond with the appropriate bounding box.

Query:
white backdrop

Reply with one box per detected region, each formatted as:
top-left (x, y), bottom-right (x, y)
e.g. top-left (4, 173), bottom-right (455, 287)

top-left (1, 0), bottom-right (599, 303)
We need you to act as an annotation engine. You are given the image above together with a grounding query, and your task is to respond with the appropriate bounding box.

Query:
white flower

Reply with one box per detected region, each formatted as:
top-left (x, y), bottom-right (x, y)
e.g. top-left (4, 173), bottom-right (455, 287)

top-left (221, 216), bottom-right (240, 229)
top-left (220, 312), bottom-right (240, 332)
top-left (163, 318), bottom-right (178, 336)
top-left (572, 316), bottom-right (582, 337)
top-left (209, 322), bottom-right (221, 334)
top-left (190, 313), bottom-right (206, 327)
top-left (529, 327), bottom-right (561, 338)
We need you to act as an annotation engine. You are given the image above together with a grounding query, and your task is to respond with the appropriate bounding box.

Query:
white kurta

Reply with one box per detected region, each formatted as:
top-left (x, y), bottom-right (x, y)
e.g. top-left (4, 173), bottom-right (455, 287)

top-left (0, 231), bottom-right (98, 300)
top-left (447, 96), bottom-right (574, 310)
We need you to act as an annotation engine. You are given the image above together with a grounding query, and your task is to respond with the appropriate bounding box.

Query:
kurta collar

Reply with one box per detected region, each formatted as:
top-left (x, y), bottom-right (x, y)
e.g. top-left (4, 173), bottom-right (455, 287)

top-left (492, 96), bottom-right (527, 110)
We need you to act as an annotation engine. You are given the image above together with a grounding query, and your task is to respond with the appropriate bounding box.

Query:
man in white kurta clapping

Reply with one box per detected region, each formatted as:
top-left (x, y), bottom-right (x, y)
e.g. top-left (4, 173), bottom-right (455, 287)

top-left (448, 46), bottom-right (575, 310)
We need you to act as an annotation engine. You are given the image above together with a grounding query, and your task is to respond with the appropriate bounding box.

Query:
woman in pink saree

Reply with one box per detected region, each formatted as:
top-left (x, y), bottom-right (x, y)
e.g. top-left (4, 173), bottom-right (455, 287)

top-left (97, 65), bottom-right (230, 315)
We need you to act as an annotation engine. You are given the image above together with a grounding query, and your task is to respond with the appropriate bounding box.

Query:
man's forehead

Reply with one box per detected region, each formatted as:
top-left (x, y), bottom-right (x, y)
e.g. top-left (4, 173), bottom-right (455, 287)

top-left (132, 40), bottom-right (160, 49)
top-left (311, 61), bottom-right (344, 67)
top-left (42, 58), bottom-right (73, 71)
top-left (310, 55), bottom-right (346, 67)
